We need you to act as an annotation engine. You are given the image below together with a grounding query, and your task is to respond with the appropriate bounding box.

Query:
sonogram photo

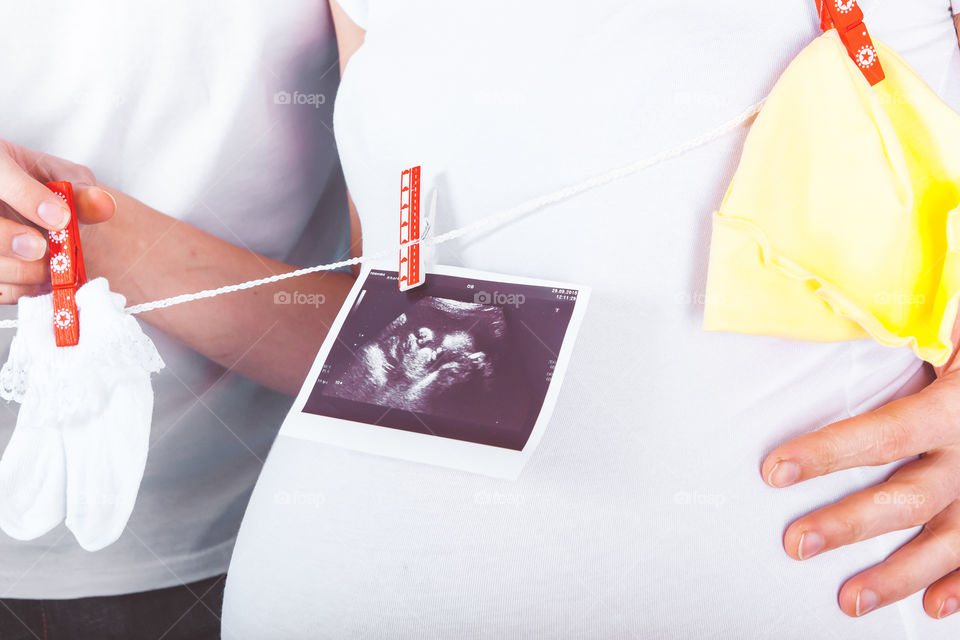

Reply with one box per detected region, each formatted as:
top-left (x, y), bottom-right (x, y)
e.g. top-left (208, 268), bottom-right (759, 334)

top-left (327, 297), bottom-right (502, 419)
top-left (303, 269), bottom-right (582, 450)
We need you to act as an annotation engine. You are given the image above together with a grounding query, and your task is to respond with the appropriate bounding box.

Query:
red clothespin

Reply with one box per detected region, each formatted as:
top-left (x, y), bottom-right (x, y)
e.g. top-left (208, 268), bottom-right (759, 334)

top-left (44, 182), bottom-right (86, 347)
top-left (817, 0), bottom-right (834, 32)
top-left (399, 166), bottom-right (424, 291)
top-left (816, 0), bottom-right (885, 86)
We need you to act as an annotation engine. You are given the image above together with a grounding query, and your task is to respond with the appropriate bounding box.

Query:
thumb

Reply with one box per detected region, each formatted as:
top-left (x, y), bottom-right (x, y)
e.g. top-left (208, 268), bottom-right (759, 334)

top-left (73, 183), bottom-right (117, 226)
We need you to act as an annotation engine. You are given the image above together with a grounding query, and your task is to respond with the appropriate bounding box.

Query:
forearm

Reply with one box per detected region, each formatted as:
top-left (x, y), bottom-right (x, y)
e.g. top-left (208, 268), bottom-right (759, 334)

top-left (82, 187), bottom-right (354, 396)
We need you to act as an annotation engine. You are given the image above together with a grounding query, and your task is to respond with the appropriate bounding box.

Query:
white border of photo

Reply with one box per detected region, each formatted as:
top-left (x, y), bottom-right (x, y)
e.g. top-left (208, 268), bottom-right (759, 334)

top-left (279, 263), bottom-right (591, 480)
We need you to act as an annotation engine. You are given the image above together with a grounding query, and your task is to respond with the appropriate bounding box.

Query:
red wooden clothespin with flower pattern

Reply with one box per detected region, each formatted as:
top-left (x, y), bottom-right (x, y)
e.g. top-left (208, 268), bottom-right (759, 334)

top-left (45, 182), bottom-right (86, 347)
top-left (816, 0), bottom-right (885, 86)
top-left (399, 166), bottom-right (423, 291)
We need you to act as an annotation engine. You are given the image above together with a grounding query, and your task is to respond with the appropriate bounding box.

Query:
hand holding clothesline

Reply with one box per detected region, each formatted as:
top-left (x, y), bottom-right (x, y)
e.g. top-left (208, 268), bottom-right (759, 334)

top-left (0, 139), bottom-right (115, 300)
top-left (0, 138), bottom-right (353, 394)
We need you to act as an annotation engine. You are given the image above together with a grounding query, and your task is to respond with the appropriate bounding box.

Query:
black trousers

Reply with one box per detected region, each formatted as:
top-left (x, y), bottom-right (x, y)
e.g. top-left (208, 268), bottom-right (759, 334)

top-left (0, 574), bottom-right (225, 640)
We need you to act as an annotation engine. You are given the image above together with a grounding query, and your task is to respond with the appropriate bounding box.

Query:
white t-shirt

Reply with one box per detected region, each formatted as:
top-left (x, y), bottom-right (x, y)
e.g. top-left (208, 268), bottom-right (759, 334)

top-left (224, 1), bottom-right (960, 637)
top-left (0, 1), bottom-right (348, 597)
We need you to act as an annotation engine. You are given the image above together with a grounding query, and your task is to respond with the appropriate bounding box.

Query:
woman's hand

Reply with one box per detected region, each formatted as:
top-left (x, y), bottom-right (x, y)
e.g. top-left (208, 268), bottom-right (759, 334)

top-left (0, 139), bottom-right (115, 301)
top-left (762, 326), bottom-right (960, 619)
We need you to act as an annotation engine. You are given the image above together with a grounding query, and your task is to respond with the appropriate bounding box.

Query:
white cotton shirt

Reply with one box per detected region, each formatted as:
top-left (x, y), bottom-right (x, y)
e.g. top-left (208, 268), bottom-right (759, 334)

top-left (223, 1), bottom-right (960, 638)
top-left (0, 1), bottom-right (348, 597)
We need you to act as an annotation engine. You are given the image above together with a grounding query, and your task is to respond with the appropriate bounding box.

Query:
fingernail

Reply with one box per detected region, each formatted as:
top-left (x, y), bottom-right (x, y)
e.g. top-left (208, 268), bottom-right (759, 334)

top-left (797, 531), bottom-right (825, 560)
top-left (767, 460), bottom-right (800, 487)
top-left (856, 589), bottom-right (878, 616)
top-left (101, 188), bottom-right (117, 211)
top-left (938, 597), bottom-right (959, 619)
top-left (90, 186), bottom-right (117, 211)
top-left (11, 234), bottom-right (45, 260)
top-left (37, 199), bottom-right (69, 229)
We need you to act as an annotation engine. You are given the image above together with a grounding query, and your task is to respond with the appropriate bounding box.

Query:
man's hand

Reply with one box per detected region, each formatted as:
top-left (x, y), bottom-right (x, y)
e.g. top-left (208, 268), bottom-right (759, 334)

top-left (762, 327), bottom-right (960, 619)
top-left (766, 11), bottom-right (960, 619)
top-left (0, 140), bottom-right (115, 301)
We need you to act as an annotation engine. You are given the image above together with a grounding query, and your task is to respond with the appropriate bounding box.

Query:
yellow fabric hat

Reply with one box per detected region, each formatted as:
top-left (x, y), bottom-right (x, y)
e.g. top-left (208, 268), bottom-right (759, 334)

top-left (703, 30), bottom-right (960, 366)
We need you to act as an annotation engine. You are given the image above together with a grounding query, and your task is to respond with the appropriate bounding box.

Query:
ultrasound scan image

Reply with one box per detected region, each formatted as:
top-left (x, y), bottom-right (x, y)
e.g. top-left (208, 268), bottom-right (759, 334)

top-left (327, 297), bottom-right (504, 419)
top-left (303, 269), bottom-right (580, 450)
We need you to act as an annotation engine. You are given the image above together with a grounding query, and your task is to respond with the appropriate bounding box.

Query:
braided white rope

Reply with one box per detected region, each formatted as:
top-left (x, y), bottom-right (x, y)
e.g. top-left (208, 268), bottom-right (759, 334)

top-left (0, 97), bottom-right (766, 330)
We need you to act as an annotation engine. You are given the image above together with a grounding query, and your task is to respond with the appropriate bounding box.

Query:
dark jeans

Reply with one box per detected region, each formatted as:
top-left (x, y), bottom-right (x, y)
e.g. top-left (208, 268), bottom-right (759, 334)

top-left (0, 574), bottom-right (225, 640)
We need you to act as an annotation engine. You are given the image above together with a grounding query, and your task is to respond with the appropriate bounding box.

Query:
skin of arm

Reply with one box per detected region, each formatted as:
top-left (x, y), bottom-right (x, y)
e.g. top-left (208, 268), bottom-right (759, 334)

top-left (89, 1), bottom-right (370, 394)
top-left (80, 189), bottom-right (355, 396)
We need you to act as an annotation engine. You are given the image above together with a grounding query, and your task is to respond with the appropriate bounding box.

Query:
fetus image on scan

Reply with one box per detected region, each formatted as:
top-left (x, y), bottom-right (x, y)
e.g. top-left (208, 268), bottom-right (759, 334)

top-left (328, 297), bottom-right (504, 417)
top-left (306, 269), bottom-right (581, 449)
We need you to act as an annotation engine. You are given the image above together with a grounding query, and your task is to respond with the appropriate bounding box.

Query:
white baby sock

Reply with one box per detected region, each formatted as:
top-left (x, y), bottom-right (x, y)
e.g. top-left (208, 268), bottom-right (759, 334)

top-left (0, 278), bottom-right (163, 551)
top-left (62, 279), bottom-right (161, 551)
top-left (0, 293), bottom-right (67, 541)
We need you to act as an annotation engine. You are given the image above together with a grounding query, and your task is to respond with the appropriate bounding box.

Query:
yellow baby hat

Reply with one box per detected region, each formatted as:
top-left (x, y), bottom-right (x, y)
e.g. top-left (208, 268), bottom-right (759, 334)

top-left (703, 30), bottom-right (960, 366)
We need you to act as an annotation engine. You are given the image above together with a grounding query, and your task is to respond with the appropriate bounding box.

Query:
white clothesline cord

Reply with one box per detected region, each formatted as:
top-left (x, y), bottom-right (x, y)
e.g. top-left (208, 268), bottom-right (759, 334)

top-left (0, 97), bottom-right (767, 330)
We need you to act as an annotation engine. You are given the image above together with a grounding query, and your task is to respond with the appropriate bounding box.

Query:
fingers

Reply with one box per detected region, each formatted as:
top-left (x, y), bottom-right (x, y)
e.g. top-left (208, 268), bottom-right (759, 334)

top-left (0, 284), bottom-right (47, 303)
top-left (0, 217), bottom-right (48, 274)
top-left (0, 140), bottom-right (116, 228)
top-left (5, 226), bottom-right (47, 262)
top-left (74, 185), bottom-right (117, 225)
top-left (0, 215), bottom-right (58, 303)
top-left (925, 568), bottom-right (960, 619)
top-left (0, 152), bottom-right (71, 230)
top-left (0, 255), bottom-right (51, 303)
top-left (762, 379), bottom-right (960, 486)
top-left (783, 449), bottom-right (960, 561)
top-left (0, 141), bottom-right (117, 306)
top-left (0, 257), bottom-right (47, 286)
top-left (0, 217), bottom-right (49, 304)
top-left (837, 500), bottom-right (960, 617)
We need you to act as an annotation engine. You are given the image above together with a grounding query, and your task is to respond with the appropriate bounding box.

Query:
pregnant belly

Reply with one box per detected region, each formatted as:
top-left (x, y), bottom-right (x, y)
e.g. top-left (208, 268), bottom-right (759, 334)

top-left (223, 330), bottom-right (941, 638)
